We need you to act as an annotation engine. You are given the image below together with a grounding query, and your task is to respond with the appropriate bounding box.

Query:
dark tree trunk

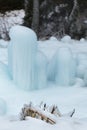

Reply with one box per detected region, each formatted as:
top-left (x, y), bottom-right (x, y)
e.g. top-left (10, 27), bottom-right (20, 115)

top-left (32, 0), bottom-right (39, 35)
top-left (23, 0), bottom-right (33, 27)
top-left (23, 0), bottom-right (87, 39)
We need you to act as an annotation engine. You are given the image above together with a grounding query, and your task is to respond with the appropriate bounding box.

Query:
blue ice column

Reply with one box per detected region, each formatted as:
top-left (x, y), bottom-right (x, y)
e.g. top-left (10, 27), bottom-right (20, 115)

top-left (36, 51), bottom-right (48, 89)
top-left (8, 25), bottom-right (38, 90)
top-left (55, 47), bottom-right (76, 86)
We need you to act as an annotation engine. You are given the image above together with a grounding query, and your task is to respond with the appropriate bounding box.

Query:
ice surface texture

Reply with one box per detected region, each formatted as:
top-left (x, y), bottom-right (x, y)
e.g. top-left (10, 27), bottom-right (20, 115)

top-left (36, 51), bottom-right (48, 89)
top-left (8, 26), bottom-right (77, 89)
top-left (47, 47), bottom-right (76, 86)
top-left (8, 25), bottom-right (48, 90)
top-left (76, 53), bottom-right (87, 79)
top-left (0, 98), bottom-right (7, 116)
top-left (61, 35), bottom-right (71, 43)
top-left (8, 25), bottom-right (38, 90)
top-left (55, 47), bottom-right (76, 86)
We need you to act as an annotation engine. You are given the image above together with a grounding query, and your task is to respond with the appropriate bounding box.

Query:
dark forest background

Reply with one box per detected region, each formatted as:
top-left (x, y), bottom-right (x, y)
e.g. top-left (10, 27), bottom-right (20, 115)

top-left (0, 0), bottom-right (87, 40)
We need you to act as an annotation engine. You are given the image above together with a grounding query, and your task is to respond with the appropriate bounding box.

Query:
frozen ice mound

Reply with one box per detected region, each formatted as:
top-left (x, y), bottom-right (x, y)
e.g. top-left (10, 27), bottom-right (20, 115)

top-left (55, 47), bottom-right (76, 86)
top-left (76, 53), bottom-right (87, 79)
top-left (61, 35), bottom-right (71, 43)
top-left (47, 55), bottom-right (57, 81)
top-left (77, 64), bottom-right (87, 79)
top-left (8, 25), bottom-right (38, 90)
top-left (84, 69), bottom-right (87, 86)
top-left (49, 36), bottom-right (58, 41)
top-left (0, 98), bottom-right (7, 116)
top-left (36, 51), bottom-right (48, 89)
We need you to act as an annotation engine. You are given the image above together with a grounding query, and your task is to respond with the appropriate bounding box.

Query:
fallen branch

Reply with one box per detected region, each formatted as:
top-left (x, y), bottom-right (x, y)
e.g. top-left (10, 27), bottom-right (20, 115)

top-left (20, 102), bottom-right (56, 124)
top-left (20, 102), bottom-right (75, 125)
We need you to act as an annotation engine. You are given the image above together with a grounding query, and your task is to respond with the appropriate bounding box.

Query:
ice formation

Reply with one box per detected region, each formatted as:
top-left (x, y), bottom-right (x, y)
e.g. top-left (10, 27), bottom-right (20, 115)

top-left (76, 53), bottom-right (87, 78)
top-left (36, 51), bottom-right (48, 89)
top-left (80, 38), bottom-right (85, 42)
top-left (47, 55), bottom-right (57, 81)
top-left (77, 64), bottom-right (87, 79)
top-left (49, 36), bottom-right (58, 41)
top-left (8, 41), bottom-right (13, 77)
top-left (55, 47), bottom-right (76, 86)
top-left (7, 25), bottom-right (87, 90)
top-left (8, 25), bottom-right (38, 90)
top-left (84, 69), bottom-right (87, 86)
top-left (77, 53), bottom-right (87, 65)
top-left (0, 98), bottom-right (7, 116)
top-left (61, 35), bottom-right (71, 43)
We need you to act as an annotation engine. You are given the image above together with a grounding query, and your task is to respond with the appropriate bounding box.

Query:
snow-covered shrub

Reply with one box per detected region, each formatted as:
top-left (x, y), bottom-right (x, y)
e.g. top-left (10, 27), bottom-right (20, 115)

top-left (36, 51), bottom-right (48, 89)
top-left (0, 10), bottom-right (24, 40)
top-left (0, 98), bottom-right (7, 116)
top-left (55, 47), bottom-right (76, 86)
top-left (8, 25), bottom-right (38, 90)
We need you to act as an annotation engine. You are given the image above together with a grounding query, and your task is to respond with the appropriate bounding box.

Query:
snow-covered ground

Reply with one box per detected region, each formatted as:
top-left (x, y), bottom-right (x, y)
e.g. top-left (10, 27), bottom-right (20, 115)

top-left (0, 37), bottom-right (87, 130)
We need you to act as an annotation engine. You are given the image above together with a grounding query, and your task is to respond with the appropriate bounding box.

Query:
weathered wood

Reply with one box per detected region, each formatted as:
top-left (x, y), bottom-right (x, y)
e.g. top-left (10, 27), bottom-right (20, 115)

top-left (20, 102), bottom-right (75, 125)
top-left (20, 103), bottom-right (56, 124)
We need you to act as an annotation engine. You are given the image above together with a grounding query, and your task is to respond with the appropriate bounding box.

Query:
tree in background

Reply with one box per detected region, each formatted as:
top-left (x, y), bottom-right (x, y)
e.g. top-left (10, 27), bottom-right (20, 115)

top-left (68, 0), bottom-right (80, 39)
top-left (24, 0), bottom-right (39, 35)
top-left (0, 0), bottom-right (24, 12)
top-left (23, 0), bottom-right (32, 27)
top-left (0, 0), bottom-right (87, 40)
top-left (32, 0), bottom-right (39, 35)
top-left (23, 0), bottom-right (87, 39)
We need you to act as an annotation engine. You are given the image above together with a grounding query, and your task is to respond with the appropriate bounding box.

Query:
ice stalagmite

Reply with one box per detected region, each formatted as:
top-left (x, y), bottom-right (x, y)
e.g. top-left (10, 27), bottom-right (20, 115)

top-left (55, 47), bottom-right (76, 86)
top-left (8, 25), bottom-right (38, 90)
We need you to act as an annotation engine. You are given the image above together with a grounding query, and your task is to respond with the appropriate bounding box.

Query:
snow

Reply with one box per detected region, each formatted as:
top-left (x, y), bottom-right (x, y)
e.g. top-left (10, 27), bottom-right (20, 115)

top-left (0, 10), bottom-right (25, 39)
top-left (0, 31), bottom-right (87, 129)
